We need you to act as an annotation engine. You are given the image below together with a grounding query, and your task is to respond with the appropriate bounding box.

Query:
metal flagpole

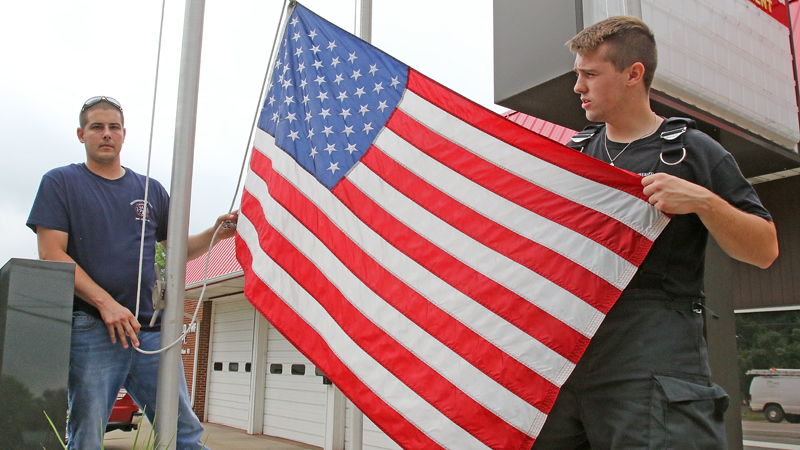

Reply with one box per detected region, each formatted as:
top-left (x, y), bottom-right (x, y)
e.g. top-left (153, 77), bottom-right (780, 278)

top-left (348, 2), bottom-right (371, 449)
top-left (156, 0), bottom-right (206, 448)
top-left (621, 0), bottom-right (642, 18)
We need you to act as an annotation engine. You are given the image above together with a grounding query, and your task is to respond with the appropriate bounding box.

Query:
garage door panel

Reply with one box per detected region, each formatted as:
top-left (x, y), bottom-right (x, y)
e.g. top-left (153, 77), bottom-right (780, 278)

top-left (207, 406), bottom-right (249, 427)
top-left (209, 373), bottom-right (251, 385)
top-left (265, 400), bottom-right (326, 423)
top-left (212, 309), bottom-right (252, 321)
top-left (209, 352), bottom-right (252, 363)
top-left (265, 374), bottom-right (325, 388)
top-left (363, 415), bottom-right (403, 450)
top-left (262, 327), bottom-right (326, 445)
top-left (263, 425), bottom-right (324, 448)
top-left (207, 395), bottom-right (251, 410)
top-left (209, 330), bottom-right (255, 344)
top-left (214, 300), bottom-right (252, 313)
top-left (265, 413), bottom-right (325, 430)
top-left (207, 297), bottom-right (254, 431)
top-left (212, 318), bottom-right (253, 330)
top-left (209, 384), bottom-right (250, 400)
top-left (266, 330), bottom-right (316, 363)
top-left (265, 386), bottom-right (327, 406)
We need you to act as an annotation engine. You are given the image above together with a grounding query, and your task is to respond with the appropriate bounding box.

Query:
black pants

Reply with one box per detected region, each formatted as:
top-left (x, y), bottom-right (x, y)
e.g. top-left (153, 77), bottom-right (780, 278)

top-left (532, 289), bottom-right (729, 450)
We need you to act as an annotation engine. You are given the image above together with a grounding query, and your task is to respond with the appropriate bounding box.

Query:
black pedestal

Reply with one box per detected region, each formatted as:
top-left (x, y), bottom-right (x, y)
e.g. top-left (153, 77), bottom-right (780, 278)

top-left (0, 258), bottom-right (74, 449)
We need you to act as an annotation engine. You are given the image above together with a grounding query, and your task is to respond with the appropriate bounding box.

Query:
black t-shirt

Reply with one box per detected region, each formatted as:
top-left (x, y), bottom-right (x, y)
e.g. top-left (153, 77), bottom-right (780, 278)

top-left (579, 119), bottom-right (771, 298)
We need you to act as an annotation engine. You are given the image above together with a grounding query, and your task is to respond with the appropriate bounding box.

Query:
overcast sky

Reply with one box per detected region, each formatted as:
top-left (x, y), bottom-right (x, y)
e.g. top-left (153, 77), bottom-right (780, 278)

top-left (0, 0), bottom-right (502, 267)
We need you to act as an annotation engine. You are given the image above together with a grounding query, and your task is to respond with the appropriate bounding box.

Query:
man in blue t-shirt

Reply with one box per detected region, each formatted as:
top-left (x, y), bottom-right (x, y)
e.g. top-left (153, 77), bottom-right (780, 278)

top-left (27, 97), bottom-right (238, 449)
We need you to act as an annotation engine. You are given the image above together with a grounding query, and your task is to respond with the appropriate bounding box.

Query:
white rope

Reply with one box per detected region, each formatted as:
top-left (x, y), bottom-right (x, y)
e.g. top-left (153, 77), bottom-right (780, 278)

top-left (227, 0), bottom-right (295, 215)
top-left (134, 0), bottom-right (167, 323)
top-left (135, 224), bottom-right (226, 355)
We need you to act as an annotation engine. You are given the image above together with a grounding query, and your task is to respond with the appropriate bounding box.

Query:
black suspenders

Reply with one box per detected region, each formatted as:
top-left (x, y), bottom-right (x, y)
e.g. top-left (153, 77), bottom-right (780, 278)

top-left (566, 117), bottom-right (695, 173)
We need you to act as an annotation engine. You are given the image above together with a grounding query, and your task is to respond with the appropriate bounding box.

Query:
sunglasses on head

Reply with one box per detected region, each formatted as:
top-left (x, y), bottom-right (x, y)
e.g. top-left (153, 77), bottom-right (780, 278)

top-left (81, 96), bottom-right (123, 112)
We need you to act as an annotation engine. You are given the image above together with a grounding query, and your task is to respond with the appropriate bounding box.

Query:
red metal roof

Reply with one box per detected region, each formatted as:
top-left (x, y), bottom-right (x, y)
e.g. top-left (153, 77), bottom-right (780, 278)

top-left (183, 113), bottom-right (575, 286)
top-left (502, 111), bottom-right (576, 145)
top-left (185, 237), bottom-right (242, 285)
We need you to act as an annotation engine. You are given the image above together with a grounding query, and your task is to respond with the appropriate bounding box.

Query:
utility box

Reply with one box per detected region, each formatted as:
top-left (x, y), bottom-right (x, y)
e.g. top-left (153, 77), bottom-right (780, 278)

top-left (0, 258), bottom-right (74, 449)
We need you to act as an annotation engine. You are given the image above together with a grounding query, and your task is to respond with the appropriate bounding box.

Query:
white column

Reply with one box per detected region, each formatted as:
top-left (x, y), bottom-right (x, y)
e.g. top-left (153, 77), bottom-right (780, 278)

top-left (325, 384), bottom-right (346, 450)
top-left (348, 399), bottom-right (364, 450)
top-left (248, 313), bottom-right (269, 434)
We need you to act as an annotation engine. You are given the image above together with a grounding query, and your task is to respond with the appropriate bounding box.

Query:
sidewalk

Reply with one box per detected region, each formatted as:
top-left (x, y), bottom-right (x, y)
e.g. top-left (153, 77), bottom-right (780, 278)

top-left (103, 420), bottom-right (320, 450)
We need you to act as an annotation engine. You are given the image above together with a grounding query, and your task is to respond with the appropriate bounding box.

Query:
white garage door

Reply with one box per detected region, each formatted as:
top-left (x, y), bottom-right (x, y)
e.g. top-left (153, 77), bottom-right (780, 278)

top-left (262, 325), bottom-right (327, 446)
top-left (344, 404), bottom-right (403, 450)
top-left (206, 296), bottom-right (255, 429)
top-left (362, 415), bottom-right (403, 450)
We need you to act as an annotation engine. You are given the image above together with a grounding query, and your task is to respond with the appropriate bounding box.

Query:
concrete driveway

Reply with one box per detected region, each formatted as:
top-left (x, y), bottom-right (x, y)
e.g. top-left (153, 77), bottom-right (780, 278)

top-left (103, 420), bottom-right (319, 450)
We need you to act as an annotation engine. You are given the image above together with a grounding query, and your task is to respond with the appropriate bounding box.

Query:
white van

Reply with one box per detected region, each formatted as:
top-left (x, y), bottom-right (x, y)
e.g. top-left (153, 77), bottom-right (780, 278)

top-left (747, 369), bottom-right (800, 423)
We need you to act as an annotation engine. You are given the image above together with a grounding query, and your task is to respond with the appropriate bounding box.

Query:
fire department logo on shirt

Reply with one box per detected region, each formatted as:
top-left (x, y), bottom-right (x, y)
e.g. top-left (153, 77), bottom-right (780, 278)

top-left (131, 199), bottom-right (153, 222)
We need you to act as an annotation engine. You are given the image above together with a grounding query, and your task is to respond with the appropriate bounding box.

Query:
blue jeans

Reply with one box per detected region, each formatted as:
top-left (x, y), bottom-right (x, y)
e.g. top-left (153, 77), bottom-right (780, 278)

top-left (67, 311), bottom-right (209, 450)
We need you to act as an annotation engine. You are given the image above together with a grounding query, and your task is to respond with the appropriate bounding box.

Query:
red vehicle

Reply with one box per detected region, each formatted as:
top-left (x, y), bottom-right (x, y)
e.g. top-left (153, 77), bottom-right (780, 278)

top-left (106, 389), bottom-right (142, 432)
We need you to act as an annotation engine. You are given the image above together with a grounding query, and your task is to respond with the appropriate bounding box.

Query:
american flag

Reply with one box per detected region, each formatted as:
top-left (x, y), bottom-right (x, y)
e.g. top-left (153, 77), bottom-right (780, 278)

top-left (236, 3), bottom-right (670, 449)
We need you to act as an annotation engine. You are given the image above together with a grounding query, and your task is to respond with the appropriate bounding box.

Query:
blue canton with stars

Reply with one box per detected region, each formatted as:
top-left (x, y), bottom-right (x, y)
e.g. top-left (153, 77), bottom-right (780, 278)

top-left (258, 3), bottom-right (409, 190)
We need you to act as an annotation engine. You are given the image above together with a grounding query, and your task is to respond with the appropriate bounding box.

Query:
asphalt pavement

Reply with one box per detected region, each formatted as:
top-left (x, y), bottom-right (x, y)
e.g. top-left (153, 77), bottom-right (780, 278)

top-left (102, 418), bottom-right (800, 450)
top-left (743, 420), bottom-right (800, 450)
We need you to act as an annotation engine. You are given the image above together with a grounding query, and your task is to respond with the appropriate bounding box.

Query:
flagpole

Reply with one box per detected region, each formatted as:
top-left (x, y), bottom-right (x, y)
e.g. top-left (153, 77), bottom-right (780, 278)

top-left (348, 2), bottom-right (371, 449)
top-left (156, 0), bottom-right (205, 448)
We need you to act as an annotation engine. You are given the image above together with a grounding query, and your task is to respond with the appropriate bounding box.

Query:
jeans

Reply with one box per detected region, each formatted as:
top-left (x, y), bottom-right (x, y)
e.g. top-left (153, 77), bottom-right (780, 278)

top-left (67, 311), bottom-right (209, 450)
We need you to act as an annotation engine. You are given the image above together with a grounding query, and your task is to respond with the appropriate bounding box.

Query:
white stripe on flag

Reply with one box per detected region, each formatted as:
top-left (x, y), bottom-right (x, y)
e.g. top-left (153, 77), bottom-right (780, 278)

top-left (397, 90), bottom-right (668, 241)
top-left (348, 161), bottom-right (604, 337)
top-left (255, 128), bottom-right (577, 386)
top-left (238, 214), bottom-right (495, 450)
top-left (373, 127), bottom-right (638, 290)
top-left (242, 146), bottom-right (552, 442)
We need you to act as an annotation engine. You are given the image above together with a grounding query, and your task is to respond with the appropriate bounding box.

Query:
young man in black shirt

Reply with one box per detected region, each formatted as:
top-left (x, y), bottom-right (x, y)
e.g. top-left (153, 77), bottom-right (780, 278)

top-left (532, 16), bottom-right (778, 449)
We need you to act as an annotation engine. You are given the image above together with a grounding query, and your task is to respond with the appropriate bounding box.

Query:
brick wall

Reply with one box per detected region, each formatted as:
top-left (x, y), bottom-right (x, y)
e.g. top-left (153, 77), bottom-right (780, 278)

top-left (182, 299), bottom-right (212, 420)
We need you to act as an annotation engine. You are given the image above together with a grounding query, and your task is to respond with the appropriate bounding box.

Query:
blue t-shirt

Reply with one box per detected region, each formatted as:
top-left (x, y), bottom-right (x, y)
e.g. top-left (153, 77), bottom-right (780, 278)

top-left (27, 163), bottom-right (169, 330)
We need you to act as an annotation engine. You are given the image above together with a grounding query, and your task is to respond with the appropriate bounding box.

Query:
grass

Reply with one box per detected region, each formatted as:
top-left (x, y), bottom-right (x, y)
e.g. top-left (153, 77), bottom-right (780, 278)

top-left (43, 408), bottom-right (184, 450)
top-left (742, 410), bottom-right (767, 422)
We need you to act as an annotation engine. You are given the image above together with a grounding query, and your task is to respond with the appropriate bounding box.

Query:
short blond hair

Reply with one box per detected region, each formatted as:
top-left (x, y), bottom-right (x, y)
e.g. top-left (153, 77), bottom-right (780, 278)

top-left (567, 16), bottom-right (657, 91)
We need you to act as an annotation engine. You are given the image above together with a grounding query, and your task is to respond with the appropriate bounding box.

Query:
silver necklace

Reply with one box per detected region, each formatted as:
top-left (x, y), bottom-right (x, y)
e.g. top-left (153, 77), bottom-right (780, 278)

top-left (604, 113), bottom-right (659, 167)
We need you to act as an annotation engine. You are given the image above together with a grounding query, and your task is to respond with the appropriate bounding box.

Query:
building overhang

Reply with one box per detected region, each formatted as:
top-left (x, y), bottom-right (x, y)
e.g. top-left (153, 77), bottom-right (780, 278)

top-left (494, 0), bottom-right (800, 179)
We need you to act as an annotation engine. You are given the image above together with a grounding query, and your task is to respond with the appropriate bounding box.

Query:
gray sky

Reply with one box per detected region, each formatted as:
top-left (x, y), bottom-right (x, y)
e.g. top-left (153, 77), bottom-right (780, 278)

top-left (0, 0), bottom-right (501, 267)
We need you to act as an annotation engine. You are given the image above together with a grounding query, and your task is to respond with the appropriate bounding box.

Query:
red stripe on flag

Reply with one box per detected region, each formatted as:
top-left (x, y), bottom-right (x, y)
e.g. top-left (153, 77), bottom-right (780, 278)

top-left (328, 171), bottom-right (589, 363)
top-left (249, 148), bottom-right (561, 411)
top-left (240, 181), bottom-right (534, 450)
top-left (405, 69), bottom-right (650, 202)
top-left (386, 109), bottom-right (650, 267)
top-left (235, 228), bottom-right (447, 450)
top-left (360, 144), bottom-right (621, 313)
